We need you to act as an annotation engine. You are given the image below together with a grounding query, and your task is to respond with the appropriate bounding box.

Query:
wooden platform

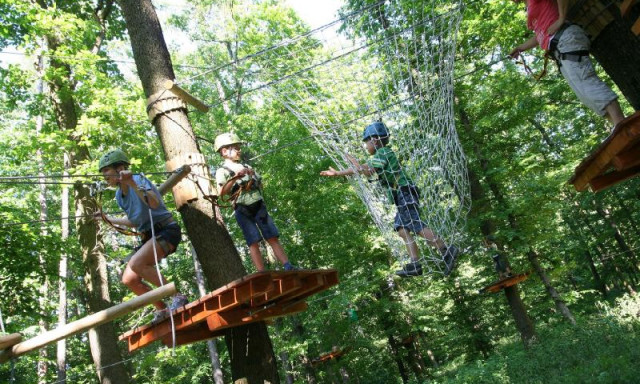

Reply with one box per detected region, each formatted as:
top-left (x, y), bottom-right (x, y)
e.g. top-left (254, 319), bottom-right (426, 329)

top-left (311, 347), bottom-right (351, 367)
top-left (120, 269), bottom-right (339, 352)
top-left (479, 272), bottom-right (530, 294)
top-left (570, 111), bottom-right (640, 192)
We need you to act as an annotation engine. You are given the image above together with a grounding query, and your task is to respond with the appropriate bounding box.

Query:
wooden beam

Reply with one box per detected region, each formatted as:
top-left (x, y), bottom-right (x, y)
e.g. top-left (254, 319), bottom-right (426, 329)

top-left (0, 334), bottom-right (21, 350)
top-left (620, 0), bottom-right (637, 17)
top-left (163, 80), bottom-right (209, 113)
top-left (590, 165), bottom-right (640, 192)
top-left (158, 165), bottom-right (191, 195)
top-left (633, 17), bottom-right (640, 35)
top-left (0, 283), bottom-right (176, 363)
top-left (612, 145), bottom-right (640, 171)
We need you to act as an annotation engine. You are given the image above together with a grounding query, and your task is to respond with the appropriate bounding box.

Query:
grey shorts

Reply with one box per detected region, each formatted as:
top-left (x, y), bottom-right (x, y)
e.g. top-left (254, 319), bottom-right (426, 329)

top-left (393, 188), bottom-right (427, 233)
top-left (553, 25), bottom-right (618, 116)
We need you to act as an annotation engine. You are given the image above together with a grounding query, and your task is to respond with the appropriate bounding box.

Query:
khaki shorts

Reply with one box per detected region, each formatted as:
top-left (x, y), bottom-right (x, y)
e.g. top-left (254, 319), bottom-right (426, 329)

top-left (553, 25), bottom-right (617, 116)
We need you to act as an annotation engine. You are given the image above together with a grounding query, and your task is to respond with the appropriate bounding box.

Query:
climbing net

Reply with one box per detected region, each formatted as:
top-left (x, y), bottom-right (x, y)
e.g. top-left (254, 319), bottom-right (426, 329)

top-left (201, 0), bottom-right (469, 275)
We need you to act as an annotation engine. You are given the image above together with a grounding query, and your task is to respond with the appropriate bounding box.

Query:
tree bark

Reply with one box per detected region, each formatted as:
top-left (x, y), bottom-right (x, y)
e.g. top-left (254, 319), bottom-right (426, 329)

top-left (191, 245), bottom-right (224, 384)
top-left (40, 4), bottom-right (130, 378)
top-left (35, 42), bottom-right (49, 384)
top-left (458, 102), bottom-right (537, 343)
top-left (57, 153), bottom-right (70, 383)
top-left (116, 1), bottom-right (279, 382)
top-left (591, 4), bottom-right (640, 110)
top-left (526, 250), bottom-right (577, 325)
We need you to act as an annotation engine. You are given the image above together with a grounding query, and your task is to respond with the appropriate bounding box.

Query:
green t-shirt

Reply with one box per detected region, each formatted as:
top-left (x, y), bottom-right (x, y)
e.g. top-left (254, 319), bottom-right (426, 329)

top-left (366, 146), bottom-right (412, 203)
top-left (215, 160), bottom-right (263, 206)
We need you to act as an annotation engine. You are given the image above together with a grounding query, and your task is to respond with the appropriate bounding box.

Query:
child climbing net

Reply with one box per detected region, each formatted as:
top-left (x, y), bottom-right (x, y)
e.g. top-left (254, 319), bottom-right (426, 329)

top-left (269, 1), bottom-right (469, 275)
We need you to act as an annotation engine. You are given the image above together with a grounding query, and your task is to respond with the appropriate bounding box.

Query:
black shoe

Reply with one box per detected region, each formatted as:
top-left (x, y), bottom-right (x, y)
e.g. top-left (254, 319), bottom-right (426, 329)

top-left (395, 261), bottom-right (423, 278)
top-left (441, 246), bottom-right (459, 276)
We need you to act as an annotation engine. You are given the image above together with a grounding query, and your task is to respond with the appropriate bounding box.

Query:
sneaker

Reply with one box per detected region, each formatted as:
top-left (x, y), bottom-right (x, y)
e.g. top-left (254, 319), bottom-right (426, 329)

top-left (152, 309), bottom-right (169, 324)
top-left (283, 262), bottom-right (298, 271)
top-left (395, 261), bottom-right (423, 278)
top-left (169, 294), bottom-right (189, 311)
top-left (441, 246), bottom-right (459, 276)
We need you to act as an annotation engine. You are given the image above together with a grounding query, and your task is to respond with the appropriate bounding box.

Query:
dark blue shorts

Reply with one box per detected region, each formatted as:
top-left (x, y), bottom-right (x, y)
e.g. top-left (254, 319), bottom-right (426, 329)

top-left (393, 188), bottom-right (427, 233)
top-left (142, 222), bottom-right (181, 255)
top-left (234, 200), bottom-right (280, 246)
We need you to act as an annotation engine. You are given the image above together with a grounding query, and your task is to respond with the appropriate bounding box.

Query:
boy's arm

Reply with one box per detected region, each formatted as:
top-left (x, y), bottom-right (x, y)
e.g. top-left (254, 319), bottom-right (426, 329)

top-left (547, 0), bottom-right (569, 35)
top-left (93, 212), bottom-right (136, 228)
top-left (119, 171), bottom-right (161, 209)
top-left (509, 36), bottom-right (538, 58)
top-left (320, 161), bottom-right (375, 177)
top-left (218, 168), bottom-right (253, 196)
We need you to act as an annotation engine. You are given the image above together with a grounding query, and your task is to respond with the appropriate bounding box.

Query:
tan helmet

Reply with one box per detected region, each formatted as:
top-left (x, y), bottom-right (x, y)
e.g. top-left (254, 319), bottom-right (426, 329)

top-left (214, 132), bottom-right (243, 152)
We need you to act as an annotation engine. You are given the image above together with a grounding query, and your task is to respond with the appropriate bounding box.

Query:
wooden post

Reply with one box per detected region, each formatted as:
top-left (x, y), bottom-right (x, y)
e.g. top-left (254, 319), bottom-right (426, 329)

top-left (158, 165), bottom-right (191, 196)
top-left (0, 283), bottom-right (176, 363)
top-left (163, 79), bottom-right (210, 113)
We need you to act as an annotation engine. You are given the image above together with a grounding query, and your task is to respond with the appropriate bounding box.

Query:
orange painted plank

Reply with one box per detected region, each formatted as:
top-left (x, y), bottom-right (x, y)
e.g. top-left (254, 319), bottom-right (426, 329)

top-left (121, 269), bottom-right (339, 352)
top-left (480, 273), bottom-right (530, 294)
top-left (620, 0), bottom-right (637, 17)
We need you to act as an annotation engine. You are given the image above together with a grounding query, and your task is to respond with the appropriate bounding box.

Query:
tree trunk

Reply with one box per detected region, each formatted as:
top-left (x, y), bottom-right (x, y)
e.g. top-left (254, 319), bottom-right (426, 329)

top-left (116, 1), bottom-right (279, 382)
top-left (76, 178), bottom-right (130, 384)
top-left (526, 250), bottom-right (577, 325)
top-left (280, 351), bottom-right (295, 384)
top-left (593, 203), bottom-right (640, 278)
top-left (42, 24), bottom-right (130, 384)
top-left (563, 215), bottom-right (608, 296)
top-left (591, 5), bottom-right (640, 110)
top-left (191, 245), bottom-right (224, 384)
top-left (458, 101), bottom-right (537, 344)
top-left (57, 153), bottom-right (70, 383)
top-left (388, 335), bottom-right (409, 384)
top-left (35, 43), bottom-right (49, 384)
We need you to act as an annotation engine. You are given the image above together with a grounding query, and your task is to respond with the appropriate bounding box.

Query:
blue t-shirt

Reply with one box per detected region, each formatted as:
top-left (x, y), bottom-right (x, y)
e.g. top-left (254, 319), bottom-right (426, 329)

top-left (115, 174), bottom-right (173, 232)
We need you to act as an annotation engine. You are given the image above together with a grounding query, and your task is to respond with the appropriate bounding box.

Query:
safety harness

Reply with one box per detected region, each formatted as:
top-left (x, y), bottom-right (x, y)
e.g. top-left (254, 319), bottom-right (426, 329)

top-left (218, 164), bottom-right (263, 211)
top-left (549, 22), bottom-right (590, 68)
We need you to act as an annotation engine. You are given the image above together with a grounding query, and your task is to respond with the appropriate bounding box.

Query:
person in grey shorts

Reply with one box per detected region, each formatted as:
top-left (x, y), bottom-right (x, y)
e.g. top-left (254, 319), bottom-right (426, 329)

top-left (509, 0), bottom-right (625, 126)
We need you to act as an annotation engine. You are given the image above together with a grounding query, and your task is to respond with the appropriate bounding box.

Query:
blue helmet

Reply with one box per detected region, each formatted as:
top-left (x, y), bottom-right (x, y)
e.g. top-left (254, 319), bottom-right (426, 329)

top-left (362, 122), bottom-right (389, 141)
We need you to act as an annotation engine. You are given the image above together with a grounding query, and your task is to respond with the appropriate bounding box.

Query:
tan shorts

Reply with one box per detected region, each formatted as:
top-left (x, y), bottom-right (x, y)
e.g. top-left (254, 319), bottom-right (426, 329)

top-left (553, 25), bottom-right (618, 116)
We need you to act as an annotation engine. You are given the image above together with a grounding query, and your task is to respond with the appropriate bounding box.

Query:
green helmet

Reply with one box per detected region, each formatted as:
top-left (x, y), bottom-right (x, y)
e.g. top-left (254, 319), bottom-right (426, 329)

top-left (214, 132), bottom-right (243, 152)
top-left (98, 149), bottom-right (130, 171)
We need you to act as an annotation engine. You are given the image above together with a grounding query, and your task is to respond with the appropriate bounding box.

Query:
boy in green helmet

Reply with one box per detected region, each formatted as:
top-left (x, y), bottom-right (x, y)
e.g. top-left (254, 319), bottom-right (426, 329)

top-left (95, 149), bottom-right (188, 322)
top-left (214, 133), bottom-right (297, 272)
top-left (321, 122), bottom-right (458, 277)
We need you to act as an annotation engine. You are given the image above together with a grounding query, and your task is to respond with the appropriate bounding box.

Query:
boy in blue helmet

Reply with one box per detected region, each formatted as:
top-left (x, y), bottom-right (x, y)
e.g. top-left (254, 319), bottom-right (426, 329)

top-left (321, 122), bottom-right (458, 277)
top-left (95, 149), bottom-right (188, 322)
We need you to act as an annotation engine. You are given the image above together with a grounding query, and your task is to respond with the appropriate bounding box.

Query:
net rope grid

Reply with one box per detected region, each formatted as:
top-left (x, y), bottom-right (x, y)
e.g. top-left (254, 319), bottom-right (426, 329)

top-left (174, 0), bottom-right (469, 275)
top-left (3, 1), bottom-right (470, 277)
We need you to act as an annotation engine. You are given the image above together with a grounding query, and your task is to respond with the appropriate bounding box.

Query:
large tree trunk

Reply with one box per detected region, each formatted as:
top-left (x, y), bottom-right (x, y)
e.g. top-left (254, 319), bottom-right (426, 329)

top-left (526, 250), bottom-right (577, 325)
top-left (591, 4), bottom-right (640, 110)
top-left (116, 1), bottom-right (279, 382)
top-left (75, 154), bottom-right (131, 384)
top-left (42, 17), bottom-right (130, 382)
top-left (35, 44), bottom-right (49, 384)
top-left (57, 153), bottom-right (70, 383)
top-left (459, 102), bottom-right (537, 344)
top-left (191, 245), bottom-right (224, 384)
